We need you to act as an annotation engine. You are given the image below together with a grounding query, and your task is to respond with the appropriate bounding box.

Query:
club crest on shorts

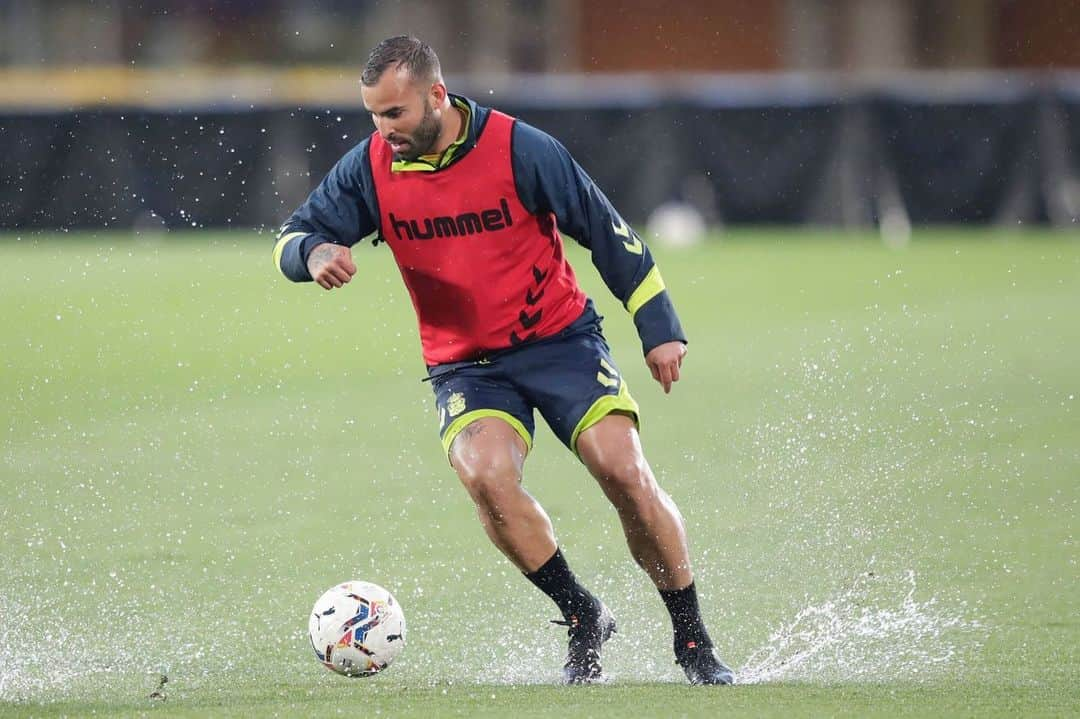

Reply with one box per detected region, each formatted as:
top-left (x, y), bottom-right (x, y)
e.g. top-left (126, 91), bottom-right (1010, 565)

top-left (447, 392), bottom-right (467, 417)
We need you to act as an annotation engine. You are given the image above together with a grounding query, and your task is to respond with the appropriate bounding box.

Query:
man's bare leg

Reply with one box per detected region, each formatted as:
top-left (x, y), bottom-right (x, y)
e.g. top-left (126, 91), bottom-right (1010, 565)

top-left (449, 416), bottom-right (553, 572)
top-left (576, 412), bottom-right (692, 589)
top-left (449, 416), bottom-right (614, 683)
top-left (576, 412), bottom-right (734, 684)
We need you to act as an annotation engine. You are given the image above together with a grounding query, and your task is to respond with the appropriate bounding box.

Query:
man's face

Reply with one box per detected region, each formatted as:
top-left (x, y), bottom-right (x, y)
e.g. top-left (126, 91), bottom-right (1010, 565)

top-left (361, 65), bottom-right (443, 161)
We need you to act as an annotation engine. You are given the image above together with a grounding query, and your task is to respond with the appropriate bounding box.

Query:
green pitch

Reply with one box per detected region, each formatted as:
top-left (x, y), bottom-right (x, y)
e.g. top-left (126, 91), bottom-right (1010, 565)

top-left (1, 229), bottom-right (1077, 717)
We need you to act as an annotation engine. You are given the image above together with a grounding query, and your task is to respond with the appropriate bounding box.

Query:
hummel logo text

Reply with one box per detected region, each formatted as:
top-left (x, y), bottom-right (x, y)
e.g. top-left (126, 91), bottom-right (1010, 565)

top-left (390, 198), bottom-right (513, 241)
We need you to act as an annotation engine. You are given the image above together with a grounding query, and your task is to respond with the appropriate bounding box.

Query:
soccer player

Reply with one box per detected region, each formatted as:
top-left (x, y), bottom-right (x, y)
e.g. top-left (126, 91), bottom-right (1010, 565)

top-left (274, 36), bottom-right (733, 686)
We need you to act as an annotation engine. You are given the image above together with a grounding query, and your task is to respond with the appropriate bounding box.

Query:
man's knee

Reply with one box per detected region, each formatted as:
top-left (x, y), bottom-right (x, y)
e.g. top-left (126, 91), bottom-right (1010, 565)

top-left (593, 454), bottom-right (657, 504)
top-left (579, 414), bottom-right (654, 497)
top-left (455, 454), bottom-right (521, 502)
top-left (450, 418), bottom-right (526, 505)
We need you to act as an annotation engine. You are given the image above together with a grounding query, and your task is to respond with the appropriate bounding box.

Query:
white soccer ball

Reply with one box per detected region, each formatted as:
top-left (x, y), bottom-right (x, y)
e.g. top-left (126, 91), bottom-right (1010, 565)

top-left (646, 201), bottom-right (708, 248)
top-left (308, 580), bottom-right (407, 677)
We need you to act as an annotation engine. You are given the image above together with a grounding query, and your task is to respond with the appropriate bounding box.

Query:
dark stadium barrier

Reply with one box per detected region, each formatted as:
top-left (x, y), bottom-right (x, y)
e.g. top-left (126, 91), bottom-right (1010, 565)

top-left (0, 85), bottom-right (1076, 230)
top-left (870, 93), bottom-right (1044, 224)
top-left (1044, 79), bottom-right (1080, 226)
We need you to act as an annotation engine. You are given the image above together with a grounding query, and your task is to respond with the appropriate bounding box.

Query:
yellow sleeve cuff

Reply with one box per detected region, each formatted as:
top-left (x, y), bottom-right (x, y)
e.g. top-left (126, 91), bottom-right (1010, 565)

top-left (625, 266), bottom-right (666, 317)
top-left (273, 232), bottom-right (307, 277)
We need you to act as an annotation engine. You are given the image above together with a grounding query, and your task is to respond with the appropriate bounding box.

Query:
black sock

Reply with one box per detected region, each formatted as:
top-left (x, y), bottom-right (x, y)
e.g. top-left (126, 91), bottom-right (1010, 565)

top-left (659, 582), bottom-right (713, 655)
top-left (524, 548), bottom-right (597, 622)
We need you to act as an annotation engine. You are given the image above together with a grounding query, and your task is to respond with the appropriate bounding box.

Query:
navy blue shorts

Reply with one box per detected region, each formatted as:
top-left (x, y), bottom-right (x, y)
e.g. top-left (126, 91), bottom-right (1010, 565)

top-left (427, 302), bottom-right (639, 460)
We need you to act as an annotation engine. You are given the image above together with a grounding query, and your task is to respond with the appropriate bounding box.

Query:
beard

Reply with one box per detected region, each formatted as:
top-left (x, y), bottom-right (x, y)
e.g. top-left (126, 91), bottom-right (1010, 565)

top-left (392, 102), bottom-right (442, 162)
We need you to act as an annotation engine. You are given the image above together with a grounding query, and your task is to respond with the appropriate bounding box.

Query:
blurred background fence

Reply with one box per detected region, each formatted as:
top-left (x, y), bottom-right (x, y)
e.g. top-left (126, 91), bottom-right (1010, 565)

top-left (1, 0), bottom-right (1079, 231)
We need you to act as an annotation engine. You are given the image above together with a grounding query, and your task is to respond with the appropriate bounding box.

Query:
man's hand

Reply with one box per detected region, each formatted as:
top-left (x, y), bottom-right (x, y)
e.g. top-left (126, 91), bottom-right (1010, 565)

top-left (307, 242), bottom-right (357, 290)
top-left (645, 341), bottom-right (686, 394)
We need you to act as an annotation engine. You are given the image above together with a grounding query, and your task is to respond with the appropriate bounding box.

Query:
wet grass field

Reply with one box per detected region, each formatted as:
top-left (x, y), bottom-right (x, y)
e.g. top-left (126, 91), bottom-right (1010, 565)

top-left (1, 229), bottom-right (1077, 717)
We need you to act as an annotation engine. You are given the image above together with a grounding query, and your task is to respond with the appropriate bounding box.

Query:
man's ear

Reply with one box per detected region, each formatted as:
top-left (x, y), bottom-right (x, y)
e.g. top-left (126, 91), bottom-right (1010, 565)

top-left (429, 81), bottom-right (448, 106)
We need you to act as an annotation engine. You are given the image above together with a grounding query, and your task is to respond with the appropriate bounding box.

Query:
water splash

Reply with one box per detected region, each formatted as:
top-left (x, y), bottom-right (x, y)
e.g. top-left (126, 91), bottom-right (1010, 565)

top-left (0, 564), bottom-right (985, 701)
top-left (0, 592), bottom-right (115, 701)
top-left (0, 587), bottom-right (272, 703)
top-left (738, 568), bottom-right (983, 684)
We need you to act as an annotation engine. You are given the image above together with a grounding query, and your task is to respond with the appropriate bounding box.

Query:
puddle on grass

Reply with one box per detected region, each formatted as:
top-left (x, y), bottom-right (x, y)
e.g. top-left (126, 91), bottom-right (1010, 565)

top-left (0, 566), bottom-right (986, 701)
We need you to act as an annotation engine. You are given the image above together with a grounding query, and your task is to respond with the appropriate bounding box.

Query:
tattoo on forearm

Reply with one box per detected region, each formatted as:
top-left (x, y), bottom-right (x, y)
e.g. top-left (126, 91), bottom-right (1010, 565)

top-left (308, 244), bottom-right (334, 272)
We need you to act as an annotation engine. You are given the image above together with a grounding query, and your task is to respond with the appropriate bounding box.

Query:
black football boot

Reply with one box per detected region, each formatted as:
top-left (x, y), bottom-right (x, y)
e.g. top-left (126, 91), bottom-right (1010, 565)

top-left (552, 600), bottom-right (617, 684)
top-left (676, 642), bottom-right (735, 685)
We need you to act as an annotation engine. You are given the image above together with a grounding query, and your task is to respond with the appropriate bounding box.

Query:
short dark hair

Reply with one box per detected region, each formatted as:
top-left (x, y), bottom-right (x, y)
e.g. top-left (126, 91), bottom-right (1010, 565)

top-left (362, 36), bottom-right (441, 87)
